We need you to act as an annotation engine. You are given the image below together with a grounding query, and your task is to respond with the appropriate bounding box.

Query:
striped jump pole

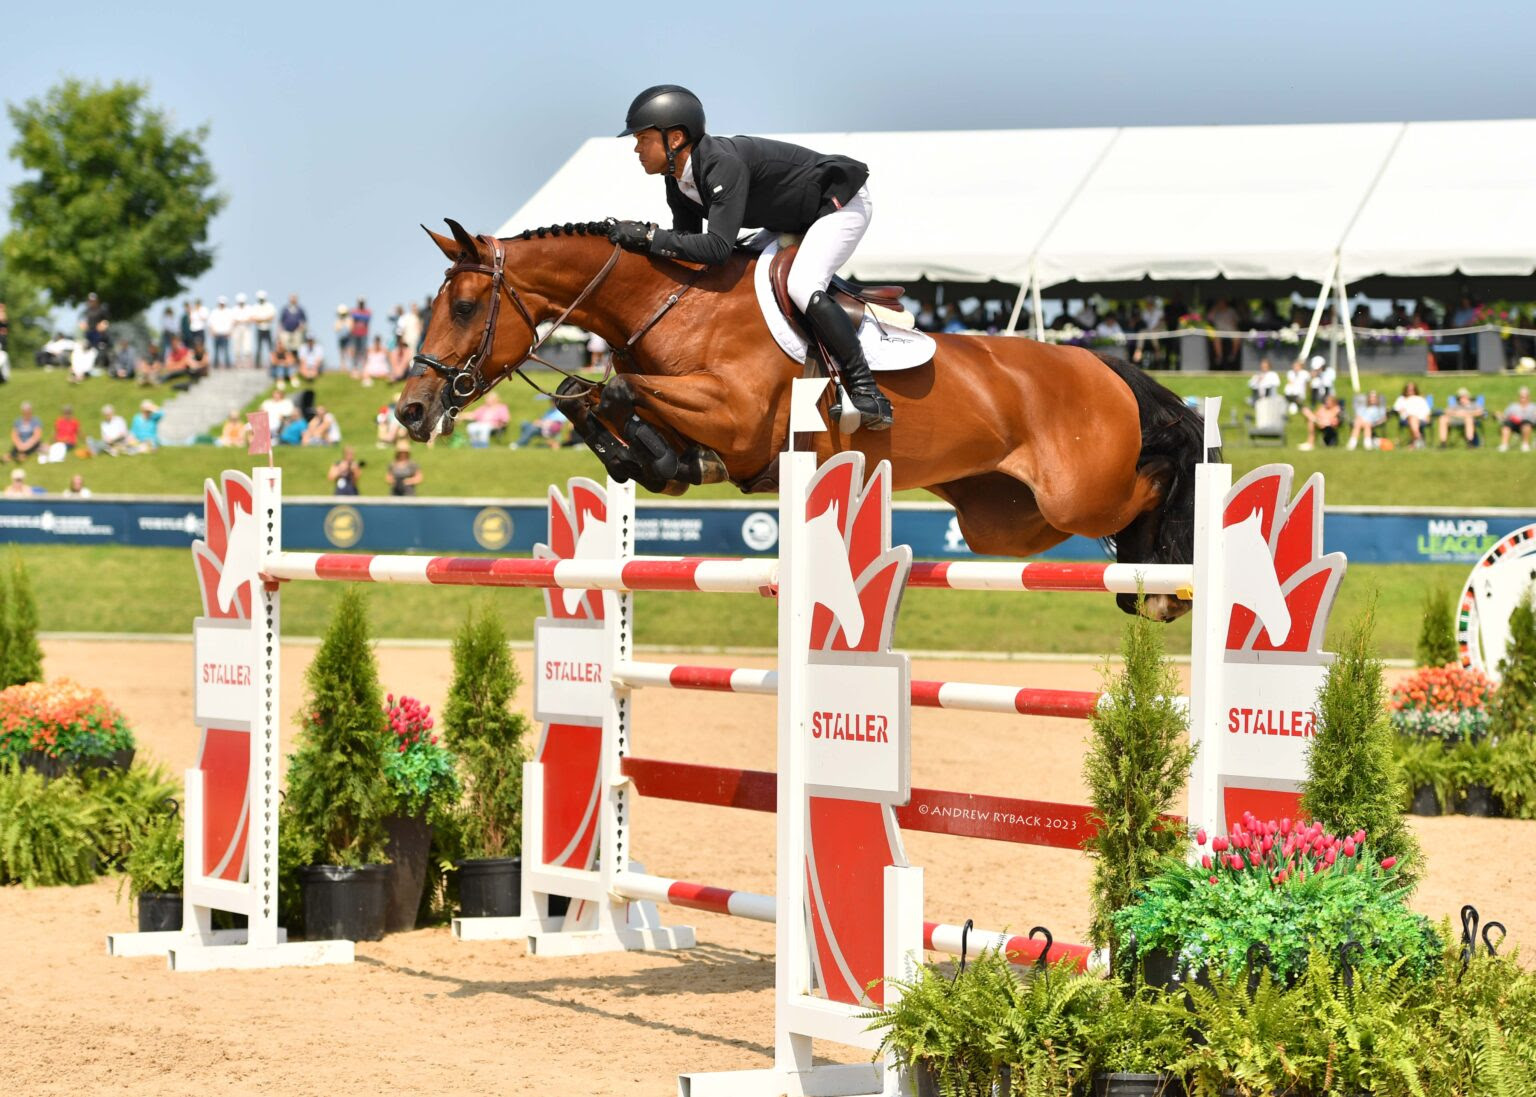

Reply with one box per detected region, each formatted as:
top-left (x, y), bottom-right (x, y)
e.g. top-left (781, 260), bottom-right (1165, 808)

top-left (907, 560), bottom-right (1194, 597)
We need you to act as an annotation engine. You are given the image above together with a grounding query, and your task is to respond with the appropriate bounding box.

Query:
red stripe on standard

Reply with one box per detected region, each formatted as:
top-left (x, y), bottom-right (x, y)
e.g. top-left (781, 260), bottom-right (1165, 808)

top-left (1013, 688), bottom-right (1098, 719)
top-left (313, 555), bottom-right (378, 581)
top-left (621, 757), bottom-right (777, 813)
top-left (665, 881), bottom-right (737, 916)
top-left (619, 560), bottom-right (704, 591)
top-left (1019, 563), bottom-right (1112, 592)
top-left (423, 557), bottom-right (562, 587)
top-left (668, 666), bottom-right (740, 692)
top-left (896, 790), bottom-right (1098, 850)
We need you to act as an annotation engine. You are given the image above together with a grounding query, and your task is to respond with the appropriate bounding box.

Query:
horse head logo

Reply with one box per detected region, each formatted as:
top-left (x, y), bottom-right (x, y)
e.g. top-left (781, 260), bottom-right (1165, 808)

top-left (804, 453), bottom-right (912, 654)
top-left (536, 477), bottom-right (608, 622)
top-left (192, 471), bottom-right (257, 621)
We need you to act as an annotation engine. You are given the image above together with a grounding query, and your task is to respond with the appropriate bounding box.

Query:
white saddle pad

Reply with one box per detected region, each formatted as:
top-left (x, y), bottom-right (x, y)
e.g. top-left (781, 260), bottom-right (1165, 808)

top-left (752, 240), bottom-right (935, 372)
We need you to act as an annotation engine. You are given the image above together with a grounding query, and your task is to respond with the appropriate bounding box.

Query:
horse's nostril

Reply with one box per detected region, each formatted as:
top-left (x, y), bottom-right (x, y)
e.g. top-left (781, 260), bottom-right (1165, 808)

top-left (397, 401), bottom-right (424, 428)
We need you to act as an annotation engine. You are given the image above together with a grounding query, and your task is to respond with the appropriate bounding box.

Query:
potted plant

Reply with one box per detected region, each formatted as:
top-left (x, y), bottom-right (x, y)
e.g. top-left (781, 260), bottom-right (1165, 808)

top-left (1454, 737), bottom-right (1501, 816)
top-left (1395, 735), bottom-right (1455, 815)
top-left (120, 801), bottom-right (184, 931)
top-left (1085, 985), bottom-right (1186, 1097)
top-left (442, 606), bottom-right (530, 918)
top-left (281, 588), bottom-right (392, 941)
top-left (0, 679), bottom-right (136, 779)
top-left (380, 693), bottom-right (459, 932)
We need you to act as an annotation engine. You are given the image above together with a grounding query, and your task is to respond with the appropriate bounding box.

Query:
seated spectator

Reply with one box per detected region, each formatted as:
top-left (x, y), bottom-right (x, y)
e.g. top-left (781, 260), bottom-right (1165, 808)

top-left (5, 468), bottom-right (31, 497)
top-left (1393, 382), bottom-right (1430, 449)
top-left (389, 334), bottom-right (412, 382)
top-left (1095, 313), bottom-right (1125, 343)
top-left (270, 345), bottom-right (295, 383)
top-left (92, 404), bottom-right (132, 455)
top-left (301, 405), bottom-right (341, 446)
top-left (386, 443), bottom-right (422, 496)
top-left (271, 411), bottom-right (301, 446)
top-left (1347, 391), bottom-right (1386, 451)
top-left (1308, 356), bottom-right (1335, 405)
top-left (10, 401), bottom-right (44, 462)
top-left (135, 342), bottom-right (164, 386)
top-left (260, 382), bottom-right (295, 434)
top-left (1499, 386), bottom-right (1536, 452)
top-left (1297, 394), bottom-right (1343, 451)
top-left (1437, 387), bottom-right (1484, 448)
top-left (329, 446), bottom-right (363, 495)
top-left (36, 332), bottom-right (78, 369)
top-left (160, 337), bottom-right (194, 383)
top-left (376, 404), bottom-right (405, 448)
top-left (1248, 358), bottom-right (1280, 403)
top-left (362, 335), bottom-right (391, 385)
top-left (49, 404), bottom-right (82, 462)
top-left (297, 335), bottom-right (324, 380)
top-left (511, 406), bottom-right (568, 449)
top-left (216, 410), bottom-right (249, 448)
top-left (69, 340), bottom-right (98, 384)
top-left (130, 400), bottom-right (163, 451)
top-left (62, 473), bottom-right (90, 497)
top-left (1282, 359), bottom-right (1310, 413)
top-left (463, 391), bottom-right (511, 447)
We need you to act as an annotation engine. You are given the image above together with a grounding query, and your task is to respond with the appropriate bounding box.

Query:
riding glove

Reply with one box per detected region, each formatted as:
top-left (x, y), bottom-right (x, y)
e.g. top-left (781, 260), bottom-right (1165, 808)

top-left (607, 220), bottom-right (654, 251)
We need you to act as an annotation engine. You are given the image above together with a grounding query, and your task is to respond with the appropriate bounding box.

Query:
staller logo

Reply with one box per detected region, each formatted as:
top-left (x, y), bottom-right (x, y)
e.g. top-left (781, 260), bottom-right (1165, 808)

top-left (324, 505), bottom-right (363, 548)
top-left (473, 507), bottom-right (514, 551)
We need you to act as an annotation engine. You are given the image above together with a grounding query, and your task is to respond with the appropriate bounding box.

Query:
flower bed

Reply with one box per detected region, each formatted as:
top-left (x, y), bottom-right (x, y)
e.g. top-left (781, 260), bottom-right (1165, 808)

top-left (1389, 664), bottom-right (1496, 742)
top-left (0, 679), bottom-right (136, 766)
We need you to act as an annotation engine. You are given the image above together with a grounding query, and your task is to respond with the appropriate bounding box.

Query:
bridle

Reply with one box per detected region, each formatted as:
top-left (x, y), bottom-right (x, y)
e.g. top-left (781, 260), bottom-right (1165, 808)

top-left (408, 233), bottom-right (623, 419)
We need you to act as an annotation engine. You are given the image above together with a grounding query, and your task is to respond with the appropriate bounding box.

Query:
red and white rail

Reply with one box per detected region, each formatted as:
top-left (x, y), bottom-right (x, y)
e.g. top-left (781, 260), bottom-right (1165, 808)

top-left (907, 559), bottom-right (1194, 596)
top-left (263, 551), bottom-right (777, 593)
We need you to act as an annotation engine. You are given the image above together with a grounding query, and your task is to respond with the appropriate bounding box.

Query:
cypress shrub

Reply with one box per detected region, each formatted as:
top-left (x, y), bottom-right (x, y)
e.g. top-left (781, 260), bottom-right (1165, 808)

top-left (6, 552), bottom-right (46, 687)
top-left (1083, 594), bottom-right (1193, 965)
top-left (1300, 600), bottom-right (1421, 890)
top-left (281, 587), bottom-right (390, 866)
top-left (443, 605), bottom-right (530, 860)
top-left (1490, 586), bottom-right (1536, 818)
top-left (0, 566), bottom-right (12, 687)
top-left (1415, 585), bottom-right (1459, 669)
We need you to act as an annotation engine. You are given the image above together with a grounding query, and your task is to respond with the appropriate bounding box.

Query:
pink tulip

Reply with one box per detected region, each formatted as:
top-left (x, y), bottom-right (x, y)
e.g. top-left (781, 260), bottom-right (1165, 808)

top-left (1279, 817), bottom-right (1292, 835)
top-left (1380, 857), bottom-right (1397, 870)
top-left (1201, 854), bottom-right (1213, 869)
top-left (1209, 875), bottom-right (1219, 885)
top-left (1196, 828), bottom-right (1208, 845)
top-left (1213, 836), bottom-right (1229, 853)
top-left (1343, 840), bottom-right (1357, 858)
top-left (1325, 848), bottom-right (1337, 866)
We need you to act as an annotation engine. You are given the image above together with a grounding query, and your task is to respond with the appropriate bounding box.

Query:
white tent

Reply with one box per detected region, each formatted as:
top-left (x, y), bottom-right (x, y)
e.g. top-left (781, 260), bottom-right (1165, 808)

top-left (499, 118), bottom-right (1536, 307)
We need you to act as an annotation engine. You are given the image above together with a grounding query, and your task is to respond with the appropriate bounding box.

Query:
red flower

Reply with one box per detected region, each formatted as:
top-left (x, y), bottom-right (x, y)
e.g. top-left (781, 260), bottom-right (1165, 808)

top-left (1212, 836), bottom-right (1229, 853)
top-left (1196, 828), bottom-right (1207, 845)
top-left (1380, 856), bottom-right (1397, 870)
top-left (1201, 854), bottom-right (1213, 869)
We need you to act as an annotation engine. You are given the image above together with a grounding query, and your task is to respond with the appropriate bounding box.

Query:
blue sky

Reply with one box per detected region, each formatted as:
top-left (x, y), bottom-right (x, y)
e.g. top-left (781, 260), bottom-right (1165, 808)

top-left (3, 0), bottom-right (1533, 334)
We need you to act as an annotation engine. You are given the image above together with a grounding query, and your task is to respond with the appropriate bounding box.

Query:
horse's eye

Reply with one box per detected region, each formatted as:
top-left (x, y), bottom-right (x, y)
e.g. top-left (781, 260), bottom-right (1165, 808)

top-left (452, 299), bottom-right (476, 320)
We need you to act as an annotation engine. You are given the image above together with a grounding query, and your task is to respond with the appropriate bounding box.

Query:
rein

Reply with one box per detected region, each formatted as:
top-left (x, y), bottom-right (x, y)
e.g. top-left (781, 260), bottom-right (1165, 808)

top-left (409, 232), bottom-right (696, 419)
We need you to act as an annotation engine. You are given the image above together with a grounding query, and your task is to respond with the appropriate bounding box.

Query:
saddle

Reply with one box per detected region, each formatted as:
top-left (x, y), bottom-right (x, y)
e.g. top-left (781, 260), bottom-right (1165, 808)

top-left (768, 242), bottom-right (908, 339)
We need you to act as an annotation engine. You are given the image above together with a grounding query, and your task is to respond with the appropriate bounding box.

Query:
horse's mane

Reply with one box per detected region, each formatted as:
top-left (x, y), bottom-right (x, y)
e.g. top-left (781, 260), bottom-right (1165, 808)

top-left (503, 222), bottom-right (612, 242)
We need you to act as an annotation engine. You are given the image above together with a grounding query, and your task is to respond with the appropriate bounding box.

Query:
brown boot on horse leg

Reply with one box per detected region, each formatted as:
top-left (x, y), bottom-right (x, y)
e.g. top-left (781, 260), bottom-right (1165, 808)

top-left (804, 290), bottom-right (892, 431)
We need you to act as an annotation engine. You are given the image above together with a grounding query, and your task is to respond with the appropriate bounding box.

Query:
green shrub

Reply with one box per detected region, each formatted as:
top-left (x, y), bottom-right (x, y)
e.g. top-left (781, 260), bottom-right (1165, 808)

top-left (443, 605), bottom-right (530, 860)
top-left (121, 805), bottom-right (184, 900)
top-left (1394, 734), bottom-right (1461, 812)
top-left (0, 765), bottom-right (101, 886)
top-left (2, 551), bottom-right (44, 688)
top-left (381, 694), bottom-right (460, 821)
top-left (1301, 600), bottom-right (1421, 889)
top-left (281, 587), bottom-right (390, 867)
top-left (1083, 594), bottom-right (1192, 963)
top-left (1489, 584), bottom-right (1536, 740)
top-left (1415, 584), bottom-right (1459, 668)
top-left (81, 762), bottom-right (179, 871)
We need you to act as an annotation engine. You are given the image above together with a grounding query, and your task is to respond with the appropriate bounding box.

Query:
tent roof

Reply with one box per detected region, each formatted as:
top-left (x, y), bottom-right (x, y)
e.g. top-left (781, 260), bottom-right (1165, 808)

top-left (498, 119), bottom-right (1536, 290)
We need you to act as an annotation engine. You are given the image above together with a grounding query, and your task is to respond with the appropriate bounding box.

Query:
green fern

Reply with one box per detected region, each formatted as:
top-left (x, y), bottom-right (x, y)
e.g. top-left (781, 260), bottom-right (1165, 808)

top-left (0, 765), bottom-right (102, 886)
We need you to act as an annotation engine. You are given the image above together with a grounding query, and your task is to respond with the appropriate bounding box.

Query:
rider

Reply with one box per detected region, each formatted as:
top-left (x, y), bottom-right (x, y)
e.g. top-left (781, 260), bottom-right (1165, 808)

top-left (608, 84), bottom-right (893, 432)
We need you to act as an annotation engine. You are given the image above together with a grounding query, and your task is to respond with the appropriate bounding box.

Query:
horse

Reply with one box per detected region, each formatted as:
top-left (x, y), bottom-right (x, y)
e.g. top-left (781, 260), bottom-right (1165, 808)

top-left (395, 219), bottom-right (1208, 621)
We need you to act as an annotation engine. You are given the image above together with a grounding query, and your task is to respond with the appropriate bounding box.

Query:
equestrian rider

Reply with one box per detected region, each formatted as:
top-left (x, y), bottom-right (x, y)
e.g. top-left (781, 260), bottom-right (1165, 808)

top-left (608, 84), bottom-right (894, 432)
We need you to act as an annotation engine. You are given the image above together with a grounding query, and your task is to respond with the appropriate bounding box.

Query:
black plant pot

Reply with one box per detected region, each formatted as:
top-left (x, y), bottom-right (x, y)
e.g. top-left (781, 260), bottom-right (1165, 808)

top-left (18, 749), bottom-right (66, 779)
top-left (383, 815), bottom-right (432, 933)
top-left (1461, 784), bottom-right (1503, 817)
top-left (456, 856), bottom-right (522, 918)
top-left (1095, 1073), bottom-right (1184, 1097)
top-left (903, 1059), bottom-right (941, 1097)
top-left (1140, 947), bottom-right (1179, 990)
top-left (1410, 783), bottom-right (1441, 816)
top-left (138, 891), bottom-right (183, 932)
top-left (300, 864), bottom-right (388, 941)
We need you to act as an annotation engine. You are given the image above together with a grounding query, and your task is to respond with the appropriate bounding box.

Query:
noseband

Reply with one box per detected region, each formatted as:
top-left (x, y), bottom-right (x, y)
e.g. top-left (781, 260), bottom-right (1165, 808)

top-left (409, 234), bottom-right (622, 419)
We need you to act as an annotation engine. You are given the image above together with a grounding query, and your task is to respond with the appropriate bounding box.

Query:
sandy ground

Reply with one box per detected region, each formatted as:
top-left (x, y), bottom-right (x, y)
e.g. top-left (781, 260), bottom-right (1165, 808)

top-left (1, 638), bottom-right (1530, 1097)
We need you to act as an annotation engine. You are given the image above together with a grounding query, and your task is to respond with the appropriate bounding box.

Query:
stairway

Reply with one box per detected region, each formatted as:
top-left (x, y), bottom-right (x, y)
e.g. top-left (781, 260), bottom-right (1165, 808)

top-left (155, 369), bottom-right (275, 445)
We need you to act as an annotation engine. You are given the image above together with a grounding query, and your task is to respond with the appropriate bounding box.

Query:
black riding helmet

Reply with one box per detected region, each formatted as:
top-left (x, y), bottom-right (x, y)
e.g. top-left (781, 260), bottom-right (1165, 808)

top-left (619, 87), bottom-right (706, 177)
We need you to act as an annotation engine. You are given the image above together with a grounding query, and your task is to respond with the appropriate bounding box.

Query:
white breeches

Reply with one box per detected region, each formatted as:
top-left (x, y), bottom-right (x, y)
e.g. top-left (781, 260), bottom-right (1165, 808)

top-left (786, 186), bottom-right (872, 312)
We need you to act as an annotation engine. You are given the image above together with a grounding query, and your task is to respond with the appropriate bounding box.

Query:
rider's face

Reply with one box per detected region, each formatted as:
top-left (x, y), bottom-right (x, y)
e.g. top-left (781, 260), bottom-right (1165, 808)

top-left (633, 129), bottom-right (668, 175)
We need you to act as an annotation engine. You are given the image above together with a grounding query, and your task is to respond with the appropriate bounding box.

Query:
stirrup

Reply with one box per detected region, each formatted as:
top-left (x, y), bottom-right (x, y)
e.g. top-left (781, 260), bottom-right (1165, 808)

top-left (829, 386), bottom-right (893, 432)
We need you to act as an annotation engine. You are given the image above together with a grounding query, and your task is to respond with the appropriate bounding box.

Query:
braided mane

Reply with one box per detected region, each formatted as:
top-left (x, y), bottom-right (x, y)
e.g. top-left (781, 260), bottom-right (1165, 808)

top-left (505, 221), bottom-right (611, 241)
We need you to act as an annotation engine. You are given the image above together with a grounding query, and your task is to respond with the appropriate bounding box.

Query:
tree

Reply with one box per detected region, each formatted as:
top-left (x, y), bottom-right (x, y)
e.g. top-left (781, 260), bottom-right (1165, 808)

top-left (1301, 600), bottom-right (1422, 889)
top-left (1415, 584), bottom-right (1458, 668)
top-left (2, 552), bottom-right (44, 688)
top-left (0, 254), bottom-right (51, 368)
top-left (3, 78), bottom-right (224, 316)
top-left (1488, 585), bottom-right (1536, 742)
top-left (1083, 593), bottom-right (1194, 964)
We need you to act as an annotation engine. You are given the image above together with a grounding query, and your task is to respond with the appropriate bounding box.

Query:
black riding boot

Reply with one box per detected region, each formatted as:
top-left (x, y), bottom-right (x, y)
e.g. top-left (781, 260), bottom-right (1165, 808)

top-left (804, 291), bottom-right (893, 431)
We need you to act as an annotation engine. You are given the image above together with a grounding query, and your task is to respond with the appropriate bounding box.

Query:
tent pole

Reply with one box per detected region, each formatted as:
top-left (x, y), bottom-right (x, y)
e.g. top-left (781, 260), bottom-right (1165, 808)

top-left (1296, 255), bottom-right (1338, 367)
top-left (1031, 261), bottom-right (1045, 341)
top-left (1004, 261), bottom-right (1031, 335)
top-left (1334, 269), bottom-right (1361, 398)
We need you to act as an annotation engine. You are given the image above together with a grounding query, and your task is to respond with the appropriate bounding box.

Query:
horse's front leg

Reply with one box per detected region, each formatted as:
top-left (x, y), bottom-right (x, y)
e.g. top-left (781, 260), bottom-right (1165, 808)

top-left (598, 375), bottom-right (735, 488)
top-left (607, 372), bottom-right (776, 486)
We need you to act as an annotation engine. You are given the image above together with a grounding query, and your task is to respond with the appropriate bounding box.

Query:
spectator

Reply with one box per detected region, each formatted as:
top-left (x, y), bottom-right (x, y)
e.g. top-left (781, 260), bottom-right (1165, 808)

top-left (10, 401), bottom-right (44, 462)
top-left (269, 345), bottom-right (295, 383)
top-left (328, 446), bottom-right (363, 495)
top-left (1071, 298), bottom-right (1098, 329)
top-left (279, 293), bottom-right (307, 354)
top-left (362, 335), bottom-right (391, 385)
top-left (159, 305), bottom-right (179, 355)
top-left (216, 410), bottom-right (249, 448)
top-left (179, 300), bottom-right (195, 349)
top-left (389, 331), bottom-right (413, 382)
top-left (69, 338), bottom-right (98, 384)
top-left (398, 302), bottom-right (423, 357)
top-left (207, 296), bottom-right (235, 368)
top-left (1297, 394), bottom-right (1343, 451)
top-left (386, 443), bottom-right (422, 496)
top-left (81, 291), bottom-right (110, 351)
top-left (5, 468), bottom-right (30, 497)
top-left (1347, 391), bottom-right (1386, 451)
top-left (50, 404), bottom-right (82, 462)
top-left (334, 304), bottom-right (352, 371)
top-left (62, 473), bottom-right (90, 498)
top-left (1282, 359), bottom-right (1310, 413)
top-left (939, 305), bottom-right (965, 333)
top-left (1393, 382), bottom-right (1431, 449)
top-left (189, 298), bottom-right (208, 352)
top-left (1248, 358), bottom-right (1280, 402)
top-left (130, 400), bottom-right (163, 450)
top-left (134, 342), bottom-right (164, 386)
top-left (93, 404), bottom-right (131, 455)
top-left (512, 406), bottom-right (568, 449)
top-left (161, 336), bottom-right (198, 385)
top-left (1437, 387), bottom-right (1484, 448)
top-left (1498, 387), bottom-right (1536, 452)
top-left (252, 290), bottom-right (277, 371)
top-left (1307, 355), bottom-right (1335, 406)
top-left (297, 335), bottom-right (325, 380)
top-left (232, 292), bottom-right (254, 366)
top-left (37, 331), bottom-right (79, 369)
top-left (1095, 313), bottom-right (1125, 343)
top-left (1208, 298), bottom-right (1241, 369)
top-left (277, 410), bottom-right (307, 446)
top-left (349, 297), bottom-right (372, 373)
top-left (463, 391), bottom-right (511, 447)
top-left (260, 382), bottom-right (295, 434)
top-left (376, 404), bottom-right (405, 448)
top-left (301, 405), bottom-right (342, 446)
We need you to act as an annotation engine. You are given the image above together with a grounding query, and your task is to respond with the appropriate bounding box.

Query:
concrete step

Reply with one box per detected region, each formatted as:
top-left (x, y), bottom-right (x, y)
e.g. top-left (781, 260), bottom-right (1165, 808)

top-left (157, 370), bottom-right (275, 445)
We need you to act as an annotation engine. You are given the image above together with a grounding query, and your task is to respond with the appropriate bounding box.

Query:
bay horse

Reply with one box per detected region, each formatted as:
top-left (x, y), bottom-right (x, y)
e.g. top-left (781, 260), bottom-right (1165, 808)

top-left (395, 220), bottom-right (1207, 620)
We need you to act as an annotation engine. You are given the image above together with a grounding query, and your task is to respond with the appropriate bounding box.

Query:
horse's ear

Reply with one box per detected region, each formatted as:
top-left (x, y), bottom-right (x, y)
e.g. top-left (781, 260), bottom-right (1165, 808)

top-left (443, 218), bottom-right (481, 260)
top-left (422, 224), bottom-right (462, 262)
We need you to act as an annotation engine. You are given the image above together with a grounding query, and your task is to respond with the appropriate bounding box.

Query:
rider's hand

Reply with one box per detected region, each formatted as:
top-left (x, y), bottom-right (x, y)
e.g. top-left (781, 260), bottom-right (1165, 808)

top-left (607, 220), bottom-right (654, 251)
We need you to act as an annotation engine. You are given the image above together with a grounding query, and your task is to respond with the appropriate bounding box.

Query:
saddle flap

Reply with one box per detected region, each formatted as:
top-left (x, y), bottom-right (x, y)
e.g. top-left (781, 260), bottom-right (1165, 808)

top-left (769, 244), bottom-right (908, 330)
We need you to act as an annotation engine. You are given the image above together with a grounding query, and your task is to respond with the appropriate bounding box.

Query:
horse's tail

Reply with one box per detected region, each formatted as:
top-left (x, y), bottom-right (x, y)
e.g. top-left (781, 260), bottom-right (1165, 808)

top-left (1095, 353), bottom-right (1211, 567)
